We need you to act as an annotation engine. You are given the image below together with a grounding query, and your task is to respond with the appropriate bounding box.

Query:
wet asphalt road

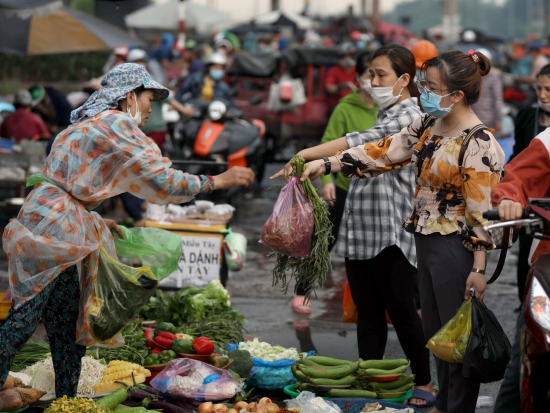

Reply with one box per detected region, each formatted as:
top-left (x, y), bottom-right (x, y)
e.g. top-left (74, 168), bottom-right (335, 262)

top-left (226, 164), bottom-right (521, 413)
top-left (0, 163), bottom-right (521, 412)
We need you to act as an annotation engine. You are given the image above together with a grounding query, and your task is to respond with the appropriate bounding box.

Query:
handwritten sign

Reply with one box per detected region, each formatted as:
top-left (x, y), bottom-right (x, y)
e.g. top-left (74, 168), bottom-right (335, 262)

top-left (161, 234), bottom-right (222, 288)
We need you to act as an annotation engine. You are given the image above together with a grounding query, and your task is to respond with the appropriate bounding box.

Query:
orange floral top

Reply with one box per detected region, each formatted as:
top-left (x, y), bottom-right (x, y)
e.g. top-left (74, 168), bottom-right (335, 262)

top-left (336, 114), bottom-right (505, 251)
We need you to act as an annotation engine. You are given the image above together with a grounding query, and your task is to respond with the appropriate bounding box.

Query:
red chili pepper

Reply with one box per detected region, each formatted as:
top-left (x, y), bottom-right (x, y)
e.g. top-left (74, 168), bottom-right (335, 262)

top-left (150, 347), bottom-right (162, 355)
top-left (157, 331), bottom-right (177, 340)
top-left (155, 335), bottom-right (173, 349)
top-left (193, 337), bottom-right (215, 355)
top-left (143, 329), bottom-right (156, 348)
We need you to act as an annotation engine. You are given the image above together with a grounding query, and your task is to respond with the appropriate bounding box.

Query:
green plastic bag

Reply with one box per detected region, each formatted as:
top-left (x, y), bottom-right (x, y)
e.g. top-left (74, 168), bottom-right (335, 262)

top-left (221, 228), bottom-right (247, 271)
top-left (427, 298), bottom-right (472, 363)
top-left (113, 226), bottom-right (182, 280)
top-left (91, 246), bottom-right (159, 344)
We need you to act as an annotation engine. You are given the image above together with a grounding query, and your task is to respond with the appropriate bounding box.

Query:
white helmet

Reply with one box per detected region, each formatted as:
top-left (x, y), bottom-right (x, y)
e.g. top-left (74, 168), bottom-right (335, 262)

top-left (206, 52), bottom-right (227, 66)
top-left (127, 48), bottom-right (148, 63)
top-left (463, 30), bottom-right (477, 43)
top-left (476, 47), bottom-right (492, 63)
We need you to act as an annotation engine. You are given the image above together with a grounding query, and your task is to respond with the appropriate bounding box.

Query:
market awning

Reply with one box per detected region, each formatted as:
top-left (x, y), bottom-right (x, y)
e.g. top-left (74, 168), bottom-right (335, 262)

top-left (252, 10), bottom-right (313, 30)
top-left (0, 5), bottom-right (144, 55)
top-left (124, 0), bottom-right (230, 33)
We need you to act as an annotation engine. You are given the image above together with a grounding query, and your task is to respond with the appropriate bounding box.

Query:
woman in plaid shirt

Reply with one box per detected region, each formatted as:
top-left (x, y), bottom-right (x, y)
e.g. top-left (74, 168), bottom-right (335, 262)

top-left (273, 44), bottom-right (433, 408)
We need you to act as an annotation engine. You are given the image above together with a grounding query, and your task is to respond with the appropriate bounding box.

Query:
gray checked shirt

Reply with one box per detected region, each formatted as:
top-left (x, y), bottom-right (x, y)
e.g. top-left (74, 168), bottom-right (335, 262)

top-left (334, 97), bottom-right (422, 267)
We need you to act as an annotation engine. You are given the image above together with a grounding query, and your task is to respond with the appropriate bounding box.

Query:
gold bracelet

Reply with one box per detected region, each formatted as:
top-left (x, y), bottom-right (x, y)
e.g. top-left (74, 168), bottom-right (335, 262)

top-left (472, 268), bottom-right (486, 275)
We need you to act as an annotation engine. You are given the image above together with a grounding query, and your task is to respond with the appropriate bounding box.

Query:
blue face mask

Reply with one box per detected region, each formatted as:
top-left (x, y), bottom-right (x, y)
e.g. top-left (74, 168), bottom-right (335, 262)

top-left (417, 81), bottom-right (455, 118)
top-left (210, 69), bottom-right (224, 81)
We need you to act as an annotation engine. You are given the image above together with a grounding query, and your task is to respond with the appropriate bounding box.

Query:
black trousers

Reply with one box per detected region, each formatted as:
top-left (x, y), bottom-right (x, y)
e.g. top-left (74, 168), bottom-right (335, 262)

top-left (345, 245), bottom-right (431, 386)
top-left (415, 233), bottom-right (480, 413)
top-left (296, 186), bottom-right (347, 296)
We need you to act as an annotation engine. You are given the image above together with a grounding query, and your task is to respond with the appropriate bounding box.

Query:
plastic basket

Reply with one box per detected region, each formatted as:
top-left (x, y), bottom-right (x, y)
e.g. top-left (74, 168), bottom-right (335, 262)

top-left (0, 293), bottom-right (12, 320)
top-left (329, 396), bottom-right (417, 413)
top-left (283, 385), bottom-right (413, 405)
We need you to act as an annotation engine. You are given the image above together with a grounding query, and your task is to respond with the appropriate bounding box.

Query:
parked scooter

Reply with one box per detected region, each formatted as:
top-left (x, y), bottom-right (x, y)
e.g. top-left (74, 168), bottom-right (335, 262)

top-left (483, 200), bottom-right (550, 413)
top-left (166, 97), bottom-right (266, 184)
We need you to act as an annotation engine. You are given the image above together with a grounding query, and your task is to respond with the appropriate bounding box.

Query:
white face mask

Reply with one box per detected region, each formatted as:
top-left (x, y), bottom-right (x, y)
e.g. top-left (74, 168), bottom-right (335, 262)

top-left (126, 91), bottom-right (142, 126)
top-left (539, 99), bottom-right (550, 113)
top-left (359, 77), bottom-right (372, 95)
top-left (370, 75), bottom-right (404, 109)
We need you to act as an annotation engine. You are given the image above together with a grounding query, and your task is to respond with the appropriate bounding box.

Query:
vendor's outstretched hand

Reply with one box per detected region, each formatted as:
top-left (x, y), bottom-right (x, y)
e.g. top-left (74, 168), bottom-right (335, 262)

top-left (104, 218), bottom-right (124, 239)
top-left (214, 167), bottom-right (255, 190)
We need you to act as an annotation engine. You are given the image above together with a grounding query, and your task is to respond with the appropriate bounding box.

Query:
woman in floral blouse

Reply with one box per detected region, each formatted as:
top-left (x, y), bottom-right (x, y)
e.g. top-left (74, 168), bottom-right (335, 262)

top-left (1, 63), bottom-right (254, 397)
top-left (299, 50), bottom-right (505, 413)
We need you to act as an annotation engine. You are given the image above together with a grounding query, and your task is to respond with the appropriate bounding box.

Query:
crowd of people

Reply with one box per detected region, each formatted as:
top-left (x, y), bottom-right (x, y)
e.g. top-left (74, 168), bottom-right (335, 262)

top-left (2, 25), bottom-right (550, 413)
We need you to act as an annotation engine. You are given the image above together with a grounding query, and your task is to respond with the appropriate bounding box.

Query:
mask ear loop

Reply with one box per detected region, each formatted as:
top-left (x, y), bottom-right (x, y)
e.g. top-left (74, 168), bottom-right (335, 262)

top-left (393, 74), bottom-right (405, 98)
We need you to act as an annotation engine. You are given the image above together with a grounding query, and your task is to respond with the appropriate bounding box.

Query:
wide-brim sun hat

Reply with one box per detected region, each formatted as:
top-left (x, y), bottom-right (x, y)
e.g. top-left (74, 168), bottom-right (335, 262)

top-left (70, 63), bottom-right (169, 124)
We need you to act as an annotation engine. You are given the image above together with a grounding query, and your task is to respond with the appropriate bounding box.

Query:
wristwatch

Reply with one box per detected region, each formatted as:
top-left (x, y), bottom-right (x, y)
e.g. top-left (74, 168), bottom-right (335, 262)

top-left (472, 268), bottom-right (486, 275)
top-left (322, 157), bottom-right (331, 175)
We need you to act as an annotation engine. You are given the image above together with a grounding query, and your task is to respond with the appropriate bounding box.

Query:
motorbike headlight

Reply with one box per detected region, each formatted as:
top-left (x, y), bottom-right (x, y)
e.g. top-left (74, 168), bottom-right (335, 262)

top-left (530, 277), bottom-right (550, 332)
top-left (208, 101), bottom-right (226, 121)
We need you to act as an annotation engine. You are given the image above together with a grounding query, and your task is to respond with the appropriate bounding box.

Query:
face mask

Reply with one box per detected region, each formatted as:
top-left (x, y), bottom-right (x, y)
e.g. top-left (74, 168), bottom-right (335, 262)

top-left (419, 87), bottom-right (455, 118)
top-left (210, 69), bottom-right (224, 80)
top-left (370, 75), bottom-right (404, 109)
top-left (359, 77), bottom-right (372, 95)
top-left (538, 99), bottom-right (550, 112)
top-left (126, 91), bottom-right (141, 126)
top-left (340, 58), bottom-right (355, 69)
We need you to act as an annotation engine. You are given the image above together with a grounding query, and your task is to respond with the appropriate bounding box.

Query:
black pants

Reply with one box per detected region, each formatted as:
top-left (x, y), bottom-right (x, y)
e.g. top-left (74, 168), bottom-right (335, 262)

top-left (345, 245), bottom-right (431, 386)
top-left (493, 307), bottom-right (523, 413)
top-left (415, 233), bottom-right (480, 413)
top-left (296, 186), bottom-right (347, 296)
top-left (517, 230), bottom-right (533, 303)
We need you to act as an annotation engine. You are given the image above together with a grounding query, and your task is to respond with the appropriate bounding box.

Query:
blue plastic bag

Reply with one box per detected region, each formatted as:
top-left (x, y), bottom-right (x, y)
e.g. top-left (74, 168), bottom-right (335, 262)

top-left (226, 344), bottom-right (314, 391)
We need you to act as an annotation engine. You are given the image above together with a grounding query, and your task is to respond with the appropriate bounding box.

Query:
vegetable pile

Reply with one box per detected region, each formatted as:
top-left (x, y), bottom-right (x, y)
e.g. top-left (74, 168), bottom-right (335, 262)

top-left (198, 397), bottom-right (281, 413)
top-left (239, 338), bottom-right (300, 361)
top-left (21, 356), bottom-right (107, 398)
top-left (291, 356), bottom-right (414, 400)
top-left (267, 155), bottom-right (334, 298)
top-left (139, 281), bottom-right (245, 347)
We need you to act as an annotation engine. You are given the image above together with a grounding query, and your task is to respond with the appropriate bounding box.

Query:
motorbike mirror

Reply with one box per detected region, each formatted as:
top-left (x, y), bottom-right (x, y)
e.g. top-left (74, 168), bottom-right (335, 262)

top-left (250, 96), bottom-right (263, 105)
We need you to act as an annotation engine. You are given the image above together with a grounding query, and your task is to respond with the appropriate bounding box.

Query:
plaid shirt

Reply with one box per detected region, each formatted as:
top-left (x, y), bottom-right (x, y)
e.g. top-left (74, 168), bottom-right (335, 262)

top-left (335, 98), bottom-right (422, 266)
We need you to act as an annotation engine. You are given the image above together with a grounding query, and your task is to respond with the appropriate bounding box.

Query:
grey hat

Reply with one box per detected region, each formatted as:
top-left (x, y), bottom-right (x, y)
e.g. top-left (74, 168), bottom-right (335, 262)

top-left (14, 90), bottom-right (33, 107)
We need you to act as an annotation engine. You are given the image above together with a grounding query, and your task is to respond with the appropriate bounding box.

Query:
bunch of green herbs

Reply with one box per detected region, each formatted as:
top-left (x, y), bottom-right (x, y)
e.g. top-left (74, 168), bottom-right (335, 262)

top-left (86, 321), bottom-right (149, 365)
top-left (270, 155), bottom-right (334, 299)
top-left (11, 336), bottom-right (51, 372)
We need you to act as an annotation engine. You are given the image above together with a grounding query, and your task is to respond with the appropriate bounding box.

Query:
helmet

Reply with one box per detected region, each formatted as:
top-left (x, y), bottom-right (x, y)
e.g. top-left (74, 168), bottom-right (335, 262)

top-left (206, 52), bottom-right (227, 66)
top-left (126, 48), bottom-right (148, 63)
top-left (462, 30), bottom-right (477, 43)
top-left (28, 85), bottom-right (46, 106)
top-left (411, 40), bottom-right (438, 69)
top-left (14, 90), bottom-right (33, 107)
top-left (336, 42), bottom-right (357, 57)
top-left (476, 47), bottom-right (492, 63)
top-left (113, 46), bottom-right (130, 58)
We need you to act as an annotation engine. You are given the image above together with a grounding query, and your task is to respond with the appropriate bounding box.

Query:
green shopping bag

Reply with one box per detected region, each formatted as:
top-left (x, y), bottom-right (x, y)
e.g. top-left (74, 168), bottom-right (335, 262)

top-left (113, 226), bottom-right (182, 280)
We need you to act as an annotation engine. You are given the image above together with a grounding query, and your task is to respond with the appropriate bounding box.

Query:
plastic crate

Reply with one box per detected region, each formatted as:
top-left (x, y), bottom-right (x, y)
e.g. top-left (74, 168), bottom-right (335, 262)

top-left (0, 293), bottom-right (12, 320)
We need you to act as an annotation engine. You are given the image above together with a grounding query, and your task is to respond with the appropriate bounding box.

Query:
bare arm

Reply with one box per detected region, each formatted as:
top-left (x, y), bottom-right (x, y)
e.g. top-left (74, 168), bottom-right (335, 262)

top-left (270, 137), bottom-right (349, 179)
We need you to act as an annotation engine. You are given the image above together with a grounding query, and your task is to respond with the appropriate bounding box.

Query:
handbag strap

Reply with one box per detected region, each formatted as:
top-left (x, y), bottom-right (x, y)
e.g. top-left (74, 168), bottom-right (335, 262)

top-left (458, 124), bottom-right (488, 167)
top-left (457, 124), bottom-right (508, 284)
top-left (487, 227), bottom-right (511, 284)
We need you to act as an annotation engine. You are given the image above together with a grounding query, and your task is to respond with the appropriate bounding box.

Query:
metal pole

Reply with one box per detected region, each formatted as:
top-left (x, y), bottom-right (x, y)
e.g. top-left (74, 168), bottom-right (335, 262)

top-left (372, 0), bottom-right (380, 32)
top-left (177, 0), bottom-right (186, 49)
top-left (361, 0), bottom-right (367, 18)
top-left (271, 0), bottom-right (280, 11)
top-left (545, 0), bottom-right (550, 39)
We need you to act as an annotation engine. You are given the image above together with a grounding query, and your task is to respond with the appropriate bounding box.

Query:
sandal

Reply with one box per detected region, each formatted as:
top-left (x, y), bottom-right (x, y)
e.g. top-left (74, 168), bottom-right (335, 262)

top-left (407, 389), bottom-right (436, 408)
top-left (293, 296), bottom-right (312, 314)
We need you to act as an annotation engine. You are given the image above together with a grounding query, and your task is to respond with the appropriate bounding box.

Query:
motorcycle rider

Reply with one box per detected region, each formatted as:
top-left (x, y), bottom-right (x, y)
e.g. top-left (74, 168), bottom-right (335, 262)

top-left (491, 124), bottom-right (550, 413)
top-left (175, 52), bottom-right (233, 104)
top-left (326, 42), bottom-right (358, 103)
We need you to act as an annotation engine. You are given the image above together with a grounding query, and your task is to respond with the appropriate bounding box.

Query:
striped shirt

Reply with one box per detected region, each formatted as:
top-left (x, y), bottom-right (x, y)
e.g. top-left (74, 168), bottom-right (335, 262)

top-left (335, 97), bottom-right (422, 266)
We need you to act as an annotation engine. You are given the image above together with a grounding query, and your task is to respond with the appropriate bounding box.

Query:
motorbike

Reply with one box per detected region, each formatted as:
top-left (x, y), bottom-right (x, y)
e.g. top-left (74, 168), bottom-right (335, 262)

top-left (166, 97), bottom-right (266, 185)
top-left (483, 199), bottom-right (550, 413)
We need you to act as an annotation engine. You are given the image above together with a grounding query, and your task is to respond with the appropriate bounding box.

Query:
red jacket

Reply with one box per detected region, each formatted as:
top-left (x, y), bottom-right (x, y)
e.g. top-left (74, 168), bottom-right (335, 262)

top-left (491, 130), bottom-right (550, 263)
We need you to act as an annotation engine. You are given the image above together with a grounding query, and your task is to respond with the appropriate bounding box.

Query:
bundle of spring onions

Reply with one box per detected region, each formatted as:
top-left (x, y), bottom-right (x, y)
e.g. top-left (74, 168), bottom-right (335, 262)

top-left (269, 155), bottom-right (334, 298)
top-left (11, 336), bottom-right (51, 372)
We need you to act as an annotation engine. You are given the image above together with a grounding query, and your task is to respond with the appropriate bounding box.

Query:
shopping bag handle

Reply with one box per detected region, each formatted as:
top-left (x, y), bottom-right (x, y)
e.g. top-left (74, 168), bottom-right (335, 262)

top-left (469, 287), bottom-right (475, 298)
